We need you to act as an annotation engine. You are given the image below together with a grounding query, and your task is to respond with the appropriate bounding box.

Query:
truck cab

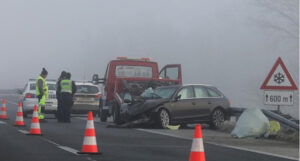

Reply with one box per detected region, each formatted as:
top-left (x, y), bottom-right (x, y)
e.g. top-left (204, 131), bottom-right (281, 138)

top-left (93, 57), bottom-right (182, 123)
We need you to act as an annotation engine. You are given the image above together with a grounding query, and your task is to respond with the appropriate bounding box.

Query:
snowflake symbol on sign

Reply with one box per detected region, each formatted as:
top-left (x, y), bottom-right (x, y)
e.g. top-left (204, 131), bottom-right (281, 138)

top-left (274, 72), bottom-right (285, 84)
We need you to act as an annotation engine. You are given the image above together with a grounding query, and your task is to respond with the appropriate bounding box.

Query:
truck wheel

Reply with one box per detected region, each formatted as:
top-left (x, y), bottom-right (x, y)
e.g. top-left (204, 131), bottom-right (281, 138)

top-left (99, 106), bottom-right (107, 122)
top-left (112, 103), bottom-right (122, 125)
top-left (157, 108), bottom-right (170, 129)
top-left (23, 112), bottom-right (28, 118)
top-left (100, 111), bottom-right (107, 122)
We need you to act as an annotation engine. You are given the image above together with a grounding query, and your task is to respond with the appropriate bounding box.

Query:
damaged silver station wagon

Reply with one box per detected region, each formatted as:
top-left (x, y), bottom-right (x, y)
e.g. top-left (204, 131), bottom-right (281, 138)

top-left (118, 84), bottom-right (231, 129)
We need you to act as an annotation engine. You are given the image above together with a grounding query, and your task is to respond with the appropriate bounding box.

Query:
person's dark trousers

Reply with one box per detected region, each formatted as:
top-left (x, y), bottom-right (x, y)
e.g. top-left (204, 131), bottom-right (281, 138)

top-left (56, 95), bottom-right (63, 122)
top-left (61, 92), bottom-right (73, 122)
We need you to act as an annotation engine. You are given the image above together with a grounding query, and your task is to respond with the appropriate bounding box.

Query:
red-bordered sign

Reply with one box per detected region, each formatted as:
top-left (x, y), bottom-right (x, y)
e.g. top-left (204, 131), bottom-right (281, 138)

top-left (260, 57), bottom-right (298, 90)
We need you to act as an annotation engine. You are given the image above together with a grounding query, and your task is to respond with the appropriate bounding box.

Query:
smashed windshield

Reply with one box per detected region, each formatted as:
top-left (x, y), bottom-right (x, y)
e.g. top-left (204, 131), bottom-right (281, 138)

top-left (141, 86), bottom-right (178, 99)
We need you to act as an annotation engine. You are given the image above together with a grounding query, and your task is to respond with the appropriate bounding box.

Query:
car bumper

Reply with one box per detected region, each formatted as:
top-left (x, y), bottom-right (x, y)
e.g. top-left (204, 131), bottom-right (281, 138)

top-left (23, 99), bottom-right (57, 113)
top-left (72, 103), bottom-right (99, 113)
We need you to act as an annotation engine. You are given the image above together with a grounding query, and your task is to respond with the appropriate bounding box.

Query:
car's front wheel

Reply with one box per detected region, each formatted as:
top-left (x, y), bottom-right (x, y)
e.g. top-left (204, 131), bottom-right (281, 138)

top-left (210, 108), bottom-right (225, 129)
top-left (157, 108), bottom-right (170, 129)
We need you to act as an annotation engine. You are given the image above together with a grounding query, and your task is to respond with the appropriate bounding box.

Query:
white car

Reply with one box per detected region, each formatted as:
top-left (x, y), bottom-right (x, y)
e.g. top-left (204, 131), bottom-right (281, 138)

top-left (73, 82), bottom-right (101, 115)
top-left (20, 79), bottom-right (57, 117)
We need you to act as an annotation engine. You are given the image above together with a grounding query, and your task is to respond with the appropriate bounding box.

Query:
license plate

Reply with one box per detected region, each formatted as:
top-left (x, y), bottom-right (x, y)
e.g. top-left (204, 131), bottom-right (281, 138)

top-left (46, 102), bottom-right (53, 105)
top-left (77, 98), bottom-right (94, 102)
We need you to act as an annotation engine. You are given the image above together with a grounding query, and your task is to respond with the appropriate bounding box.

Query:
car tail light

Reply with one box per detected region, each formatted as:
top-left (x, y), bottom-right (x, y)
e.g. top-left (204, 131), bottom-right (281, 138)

top-left (95, 94), bottom-right (101, 99)
top-left (25, 93), bottom-right (35, 98)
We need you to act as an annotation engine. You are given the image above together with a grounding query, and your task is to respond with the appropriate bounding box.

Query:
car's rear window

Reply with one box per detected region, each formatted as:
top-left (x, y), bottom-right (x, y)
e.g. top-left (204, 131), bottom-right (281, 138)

top-left (76, 85), bottom-right (99, 94)
top-left (207, 88), bottom-right (222, 97)
top-left (30, 83), bottom-right (56, 90)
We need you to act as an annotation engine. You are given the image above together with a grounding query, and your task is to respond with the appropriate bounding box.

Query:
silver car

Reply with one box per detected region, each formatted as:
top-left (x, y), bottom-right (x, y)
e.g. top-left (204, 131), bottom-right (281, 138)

top-left (72, 82), bottom-right (101, 115)
top-left (20, 79), bottom-right (57, 117)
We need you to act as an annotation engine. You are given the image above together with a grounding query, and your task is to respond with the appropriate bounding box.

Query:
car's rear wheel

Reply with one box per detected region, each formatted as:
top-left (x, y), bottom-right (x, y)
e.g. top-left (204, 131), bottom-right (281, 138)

top-left (157, 108), bottom-right (170, 129)
top-left (210, 108), bottom-right (225, 129)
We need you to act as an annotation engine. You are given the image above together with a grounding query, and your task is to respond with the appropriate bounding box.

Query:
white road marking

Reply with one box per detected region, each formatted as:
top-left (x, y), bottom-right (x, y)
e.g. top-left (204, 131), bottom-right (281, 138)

top-left (57, 146), bottom-right (79, 155)
top-left (0, 120), bottom-right (6, 124)
top-left (137, 129), bottom-right (299, 161)
top-left (43, 138), bottom-right (60, 146)
top-left (18, 130), bottom-right (29, 134)
top-left (42, 138), bottom-right (79, 155)
top-left (207, 142), bottom-right (299, 161)
top-left (137, 128), bottom-right (191, 140)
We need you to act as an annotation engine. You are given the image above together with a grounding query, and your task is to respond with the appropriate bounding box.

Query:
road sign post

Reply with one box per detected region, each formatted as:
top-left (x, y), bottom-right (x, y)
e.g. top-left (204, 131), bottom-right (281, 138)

top-left (260, 57), bottom-right (298, 112)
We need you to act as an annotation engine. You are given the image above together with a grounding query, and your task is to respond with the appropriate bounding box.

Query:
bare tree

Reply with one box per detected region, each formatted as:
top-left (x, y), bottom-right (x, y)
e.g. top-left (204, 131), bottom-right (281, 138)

top-left (255, 0), bottom-right (298, 39)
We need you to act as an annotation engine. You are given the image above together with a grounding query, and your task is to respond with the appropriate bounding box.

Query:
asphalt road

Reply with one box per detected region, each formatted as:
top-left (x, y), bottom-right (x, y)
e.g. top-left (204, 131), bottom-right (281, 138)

top-left (0, 93), bottom-right (297, 161)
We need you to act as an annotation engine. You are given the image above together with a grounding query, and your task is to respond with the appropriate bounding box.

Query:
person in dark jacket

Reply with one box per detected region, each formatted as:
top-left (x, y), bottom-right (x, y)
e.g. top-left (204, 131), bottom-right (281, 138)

top-left (60, 72), bottom-right (77, 122)
top-left (56, 71), bottom-right (67, 122)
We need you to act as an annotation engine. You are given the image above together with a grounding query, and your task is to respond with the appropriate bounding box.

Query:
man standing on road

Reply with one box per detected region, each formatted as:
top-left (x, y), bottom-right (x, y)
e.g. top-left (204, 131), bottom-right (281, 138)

top-left (60, 72), bottom-right (76, 122)
top-left (56, 71), bottom-right (67, 122)
top-left (36, 68), bottom-right (48, 121)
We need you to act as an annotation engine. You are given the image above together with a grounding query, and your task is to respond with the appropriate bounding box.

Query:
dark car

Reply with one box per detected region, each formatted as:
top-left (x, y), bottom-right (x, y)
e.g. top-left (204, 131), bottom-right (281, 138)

top-left (119, 84), bottom-right (230, 129)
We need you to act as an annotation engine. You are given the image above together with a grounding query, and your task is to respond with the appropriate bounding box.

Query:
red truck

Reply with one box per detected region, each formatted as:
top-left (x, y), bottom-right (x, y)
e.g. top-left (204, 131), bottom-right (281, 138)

top-left (92, 57), bottom-right (182, 123)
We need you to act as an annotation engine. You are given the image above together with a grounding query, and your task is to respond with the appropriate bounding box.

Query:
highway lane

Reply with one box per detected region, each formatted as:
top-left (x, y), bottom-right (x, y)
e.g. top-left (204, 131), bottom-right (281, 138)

top-left (0, 93), bottom-right (297, 161)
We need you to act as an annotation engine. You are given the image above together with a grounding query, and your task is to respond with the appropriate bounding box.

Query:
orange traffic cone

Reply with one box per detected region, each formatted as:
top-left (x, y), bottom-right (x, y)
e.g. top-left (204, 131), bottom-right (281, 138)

top-left (189, 124), bottom-right (206, 161)
top-left (78, 111), bottom-right (101, 154)
top-left (0, 99), bottom-right (8, 120)
top-left (15, 102), bottom-right (25, 126)
top-left (27, 105), bottom-right (42, 135)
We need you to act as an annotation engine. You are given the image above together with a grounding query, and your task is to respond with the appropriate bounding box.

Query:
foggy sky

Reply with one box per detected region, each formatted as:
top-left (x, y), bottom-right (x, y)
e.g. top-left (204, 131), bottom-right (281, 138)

top-left (0, 0), bottom-right (298, 117)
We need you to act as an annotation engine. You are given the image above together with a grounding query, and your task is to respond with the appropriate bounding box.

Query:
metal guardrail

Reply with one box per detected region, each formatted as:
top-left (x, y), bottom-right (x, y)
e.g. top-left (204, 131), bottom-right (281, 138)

top-left (229, 107), bottom-right (299, 131)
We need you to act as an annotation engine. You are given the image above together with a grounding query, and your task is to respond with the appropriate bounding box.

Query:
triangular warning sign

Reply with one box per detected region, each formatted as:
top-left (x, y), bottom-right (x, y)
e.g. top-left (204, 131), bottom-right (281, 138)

top-left (261, 57), bottom-right (298, 90)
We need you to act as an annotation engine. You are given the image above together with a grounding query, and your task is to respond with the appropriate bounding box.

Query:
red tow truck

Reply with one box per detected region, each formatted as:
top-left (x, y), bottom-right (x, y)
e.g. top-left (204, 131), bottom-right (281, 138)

top-left (92, 57), bottom-right (182, 124)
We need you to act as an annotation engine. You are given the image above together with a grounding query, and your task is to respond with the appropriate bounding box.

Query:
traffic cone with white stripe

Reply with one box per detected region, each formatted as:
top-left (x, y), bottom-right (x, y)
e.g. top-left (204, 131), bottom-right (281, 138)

top-left (15, 102), bottom-right (25, 126)
top-left (78, 111), bottom-right (101, 154)
top-left (189, 124), bottom-right (206, 161)
top-left (28, 105), bottom-right (42, 135)
top-left (0, 99), bottom-right (8, 120)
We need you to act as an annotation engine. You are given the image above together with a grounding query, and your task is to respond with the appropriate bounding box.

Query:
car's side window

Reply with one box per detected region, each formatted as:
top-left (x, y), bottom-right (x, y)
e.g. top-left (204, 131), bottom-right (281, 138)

top-left (194, 86), bottom-right (209, 98)
top-left (207, 88), bottom-right (221, 97)
top-left (177, 86), bottom-right (194, 99)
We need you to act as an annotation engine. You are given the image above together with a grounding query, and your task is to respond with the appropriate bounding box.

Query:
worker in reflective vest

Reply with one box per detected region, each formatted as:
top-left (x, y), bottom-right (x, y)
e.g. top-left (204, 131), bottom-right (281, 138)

top-left (56, 71), bottom-right (67, 122)
top-left (60, 72), bottom-right (76, 122)
top-left (36, 68), bottom-right (48, 120)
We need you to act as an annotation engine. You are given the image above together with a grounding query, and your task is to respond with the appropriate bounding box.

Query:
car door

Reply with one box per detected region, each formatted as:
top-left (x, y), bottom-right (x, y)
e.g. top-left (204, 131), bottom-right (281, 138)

top-left (193, 85), bottom-right (212, 118)
top-left (159, 64), bottom-right (182, 84)
top-left (169, 86), bottom-right (197, 119)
